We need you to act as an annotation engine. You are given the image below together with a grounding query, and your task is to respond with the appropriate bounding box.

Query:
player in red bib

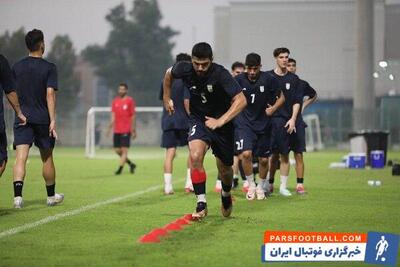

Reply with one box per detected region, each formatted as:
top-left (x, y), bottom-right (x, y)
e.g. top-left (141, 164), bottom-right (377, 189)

top-left (108, 83), bottom-right (137, 175)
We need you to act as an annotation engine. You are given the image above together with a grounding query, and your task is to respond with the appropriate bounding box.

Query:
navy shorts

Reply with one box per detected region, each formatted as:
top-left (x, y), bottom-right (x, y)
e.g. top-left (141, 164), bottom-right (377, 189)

top-left (236, 125), bottom-right (271, 158)
top-left (113, 133), bottom-right (131, 148)
top-left (14, 123), bottom-right (55, 149)
top-left (0, 131), bottom-right (7, 164)
top-left (289, 121), bottom-right (307, 153)
top-left (188, 118), bottom-right (234, 166)
top-left (233, 128), bottom-right (241, 156)
top-left (271, 117), bottom-right (290, 155)
top-left (161, 129), bottom-right (188, 148)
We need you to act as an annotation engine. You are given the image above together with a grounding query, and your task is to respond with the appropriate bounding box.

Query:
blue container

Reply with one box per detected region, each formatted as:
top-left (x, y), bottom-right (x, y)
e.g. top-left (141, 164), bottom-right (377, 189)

top-left (370, 150), bottom-right (385, 168)
top-left (348, 153), bottom-right (366, 169)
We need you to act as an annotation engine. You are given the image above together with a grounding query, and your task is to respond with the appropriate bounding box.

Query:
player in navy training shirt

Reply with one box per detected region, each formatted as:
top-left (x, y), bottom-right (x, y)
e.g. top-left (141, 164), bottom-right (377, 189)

top-left (160, 53), bottom-right (193, 195)
top-left (285, 57), bottom-right (318, 194)
top-left (0, 54), bottom-right (26, 177)
top-left (11, 29), bottom-right (63, 208)
top-left (163, 42), bottom-right (246, 219)
top-left (235, 53), bottom-right (284, 201)
top-left (266, 47), bottom-right (304, 197)
top-left (215, 61), bottom-right (246, 192)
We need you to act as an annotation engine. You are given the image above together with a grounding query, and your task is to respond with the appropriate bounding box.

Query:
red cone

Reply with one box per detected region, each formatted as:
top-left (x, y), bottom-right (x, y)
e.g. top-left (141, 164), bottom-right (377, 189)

top-left (138, 233), bottom-right (160, 243)
top-left (149, 228), bottom-right (169, 237)
top-left (163, 222), bottom-right (183, 231)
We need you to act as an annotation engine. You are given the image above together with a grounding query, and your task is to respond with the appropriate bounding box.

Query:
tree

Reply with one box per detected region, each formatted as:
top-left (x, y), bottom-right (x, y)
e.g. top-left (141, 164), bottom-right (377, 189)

top-left (46, 35), bottom-right (80, 118)
top-left (0, 27), bottom-right (27, 65)
top-left (83, 0), bottom-right (178, 105)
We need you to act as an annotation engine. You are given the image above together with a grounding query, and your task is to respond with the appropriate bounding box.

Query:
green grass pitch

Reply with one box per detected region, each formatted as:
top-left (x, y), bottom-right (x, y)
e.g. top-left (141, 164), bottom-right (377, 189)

top-left (0, 147), bottom-right (399, 267)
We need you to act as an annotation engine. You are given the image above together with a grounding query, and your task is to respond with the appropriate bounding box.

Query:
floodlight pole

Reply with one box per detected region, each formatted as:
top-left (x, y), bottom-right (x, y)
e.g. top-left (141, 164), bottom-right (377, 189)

top-left (353, 0), bottom-right (375, 131)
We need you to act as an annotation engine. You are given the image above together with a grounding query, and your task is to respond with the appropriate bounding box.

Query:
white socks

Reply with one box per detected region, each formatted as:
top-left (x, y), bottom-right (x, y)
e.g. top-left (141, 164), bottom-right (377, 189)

top-left (185, 169), bottom-right (193, 188)
top-left (280, 175), bottom-right (288, 190)
top-left (197, 194), bottom-right (206, 203)
top-left (246, 174), bottom-right (256, 187)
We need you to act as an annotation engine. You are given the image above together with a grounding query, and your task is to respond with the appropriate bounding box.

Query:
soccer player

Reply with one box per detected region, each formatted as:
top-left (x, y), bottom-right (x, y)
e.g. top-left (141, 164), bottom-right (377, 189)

top-left (235, 53), bottom-right (284, 200)
top-left (0, 55), bottom-right (26, 177)
top-left (163, 42), bottom-right (246, 219)
top-left (108, 83), bottom-right (137, 175)
top-left (266, 47), bottom-right (304, 197)
top-left (215, 61), bottom-right (246, 192)
top-left (12, 29), bottom-right (63, 208)
top-left (284, 57), bottom-right (317, 194)
top-left (160, 53), bottom-right (193, 195)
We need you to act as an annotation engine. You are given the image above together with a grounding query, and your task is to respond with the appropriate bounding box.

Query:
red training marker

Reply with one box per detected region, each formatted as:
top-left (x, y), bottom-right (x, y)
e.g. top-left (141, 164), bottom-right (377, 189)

top-left (149, 228), bottom-right (169, 237)
top-left (174, 218), bottom-right (190, 226)
top-left (138, 233), bottom-right (160, 243)
top-left (182, 213), bottom-right (194, 221)
top-left (163, 222), bottom-right (183, 231)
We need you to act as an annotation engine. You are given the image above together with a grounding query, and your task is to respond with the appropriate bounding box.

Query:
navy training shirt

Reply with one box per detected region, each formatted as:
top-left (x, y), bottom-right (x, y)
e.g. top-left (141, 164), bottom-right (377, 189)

top-left (267, 70), bottom-right (303, 120)
top-left (171, 61), bottom-right (242, 123)
top-left (0, 54), bottom-right (16, 131)
top-left (235, 71), bottom-right (281, 132)
top-left (12, 57), bottom-right (58, 124)
top-left (159, 79), bottom-right (190, 131)
top-left (297, 79), bottom-right (317, 123)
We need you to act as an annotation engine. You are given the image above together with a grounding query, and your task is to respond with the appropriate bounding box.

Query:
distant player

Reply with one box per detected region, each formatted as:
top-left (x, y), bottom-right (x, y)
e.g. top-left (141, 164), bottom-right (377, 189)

top-left (0, 54), bottom-right (26, 177)
top-left (163, 42), bottom-right (246, 219)
top-left (285, 57), bottom-right (317, 194)
top-left (266, 47), bottom-right (304, 197)
top-left (235, 53), bottom-right (284, 200)
top-left (12, 29), bottom-right (63, 208)
top-left (160, 53), bottom-right (193, 195)
top-left (108, 83), bottom-right (137, 175)
top-left (215, 61), bottom-right (246, 192)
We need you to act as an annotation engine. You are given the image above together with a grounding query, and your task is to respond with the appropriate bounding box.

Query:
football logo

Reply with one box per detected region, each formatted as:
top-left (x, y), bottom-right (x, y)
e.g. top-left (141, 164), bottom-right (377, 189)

top-left (286, 83), bottom-right (291, 90)
top-left (260, 86), bottom-right (265, 92)
top-left (207, 84), bottom-right (213, 93)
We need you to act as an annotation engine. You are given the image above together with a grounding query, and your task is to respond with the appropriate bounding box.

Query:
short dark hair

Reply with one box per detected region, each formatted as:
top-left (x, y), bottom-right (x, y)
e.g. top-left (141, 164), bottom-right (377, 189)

top-left (288, 58), bottom-right (296, 65)
top-left (231, 61), bottom-right (245, 71)
top-left (273, 47), bottom-right (290, 57)
top-left (119, 83), bottom-right (128, 89)
top-left (245, 53), bottom-right (261, 67)
top-left (25, 29), bottom-right (44, 52)
top-left (176, 53), bottom-right (191, 62)
top-left (192, 42), bottom-right (213, 60)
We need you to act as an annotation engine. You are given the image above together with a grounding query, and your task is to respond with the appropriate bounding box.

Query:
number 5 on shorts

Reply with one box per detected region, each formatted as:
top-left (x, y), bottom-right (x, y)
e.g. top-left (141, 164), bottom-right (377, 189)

top-left (190, 125), bottom-right (197, 136)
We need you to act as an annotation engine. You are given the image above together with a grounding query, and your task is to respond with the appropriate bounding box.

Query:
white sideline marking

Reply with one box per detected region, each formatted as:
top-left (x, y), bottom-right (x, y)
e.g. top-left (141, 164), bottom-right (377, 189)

top-left (0, 183), bottom-right (168, 240)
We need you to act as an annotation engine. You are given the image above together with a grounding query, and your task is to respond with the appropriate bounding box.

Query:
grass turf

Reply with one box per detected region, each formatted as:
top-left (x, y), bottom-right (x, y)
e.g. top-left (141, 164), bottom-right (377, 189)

top-left (0, 147), bottom-right (399, 267)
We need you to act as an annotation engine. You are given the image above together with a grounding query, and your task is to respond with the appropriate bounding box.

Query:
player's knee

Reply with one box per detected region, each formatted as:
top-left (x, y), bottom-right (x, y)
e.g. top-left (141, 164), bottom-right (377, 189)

top-left (241, 151), bottom-right (252, 161)
top-left (218, 165), bottom-right (232, 178)
top-left (259, 157), bottom-right (268, 167)
top-left (280, 154), bottom-right (289, 163)
top-left (190, 151), bottom-right (204, 167)
top-left (0, 161), bottom-right (6, 177)
top-left (294, 153), bottom-right (303, 163)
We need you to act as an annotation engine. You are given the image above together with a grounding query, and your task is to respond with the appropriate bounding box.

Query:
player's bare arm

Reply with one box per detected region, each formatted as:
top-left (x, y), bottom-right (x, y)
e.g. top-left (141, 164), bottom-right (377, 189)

top-left (162, 67), bottom-right (174, 115)
top-left (285, 103), bottom-right (300, 134)
top-left (302, 93), bottom-right (318, 113)
top-left (205, 91), bottom-right (246, 130)
top-left (47, 87), bottom-right (57, 139)
top-left (266, 91), bottom-right (285, 117)
top-left (5, 91), bottom-right (26, 125)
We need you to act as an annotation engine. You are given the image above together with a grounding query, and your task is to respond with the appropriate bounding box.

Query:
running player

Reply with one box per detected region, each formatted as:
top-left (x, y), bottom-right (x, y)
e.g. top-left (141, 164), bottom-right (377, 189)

top-left (12, 29), bottom-right (63, 208)
top-left (235, 53), bottom-right (284, 200)
top-left (266, 47), bottom-right (304, 197)
top-left (215, 61), bottom-right (246, 192)
top-left (108, 83), bottom-right (137, 175)
top-left (163, 42), bottom-right (246, 219)
top-left (160, 53), bottom-right (193, 194)
top-left (0, 54), bottom-right (26, 177)
top-left (284, 57), bottom-right (317, 194)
